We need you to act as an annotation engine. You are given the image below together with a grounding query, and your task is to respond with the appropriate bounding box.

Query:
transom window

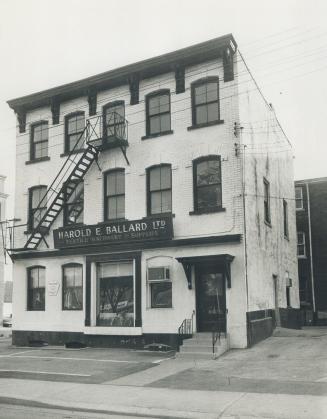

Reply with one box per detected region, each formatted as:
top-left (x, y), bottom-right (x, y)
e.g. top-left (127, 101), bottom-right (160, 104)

top-left (65, 112), bottom-right (85, 153)
top-left (27, 266), bottom-right (45, 311)
top-left (31, 121), bottom-right (48, 160)
top-left (147, 165), bottom-right (172, 215)
top-left (295, 186), bottom-right (303, 210)
top-left (104, 169), bottom-right (125, 220)
top-left (146, 90), bottom-right (171, 136)
top-left (63, 180), bottom-right (84, 226)
top-left (28, 186), bottom-right (47, 231)
top-left (191, 77), bottom-right (220, 126)
top-left (193, 156), bottom-right (222, 212)
top-left (297, 232), bottom-right (306, 257)
top-left (62, 264), bottom-right (83, 310)
top-left (103, 101), bottom-right (126, 142)
top-left (264, 178), bottom-right (271, 224)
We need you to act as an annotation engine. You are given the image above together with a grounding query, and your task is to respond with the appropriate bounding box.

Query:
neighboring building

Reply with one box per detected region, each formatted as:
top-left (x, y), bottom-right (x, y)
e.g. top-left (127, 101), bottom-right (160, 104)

top-left (0, 175), bottom-right (8, 324)
top-left (295, 177), bottom-right (327, 325)
top-left (7, 34), bottom-right (299, 352)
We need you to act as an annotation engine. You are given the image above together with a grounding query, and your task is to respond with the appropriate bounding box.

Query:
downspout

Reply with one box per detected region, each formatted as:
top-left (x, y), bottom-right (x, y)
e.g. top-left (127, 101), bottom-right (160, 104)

top-left (306, 182), bottom-right (316, 314)
top-left (241, 133), bottom-right (249, 312)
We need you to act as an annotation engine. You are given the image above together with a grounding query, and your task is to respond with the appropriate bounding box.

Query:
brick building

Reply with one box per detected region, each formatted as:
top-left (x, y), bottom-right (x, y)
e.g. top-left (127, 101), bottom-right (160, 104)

top-left (295, 177), bottom-right (327, 325)
top-left (7, 35), bottom-right (299, 353)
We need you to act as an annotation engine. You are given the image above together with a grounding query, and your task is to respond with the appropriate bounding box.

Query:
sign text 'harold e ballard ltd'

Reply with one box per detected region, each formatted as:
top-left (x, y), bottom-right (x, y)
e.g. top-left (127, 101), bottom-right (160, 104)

top-left (53, 216), bottom-right (173, 248)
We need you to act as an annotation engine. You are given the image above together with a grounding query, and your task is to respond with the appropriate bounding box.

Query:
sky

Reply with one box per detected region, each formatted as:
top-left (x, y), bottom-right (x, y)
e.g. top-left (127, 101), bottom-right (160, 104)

top-left (1, 0), bottom-right (327, 219)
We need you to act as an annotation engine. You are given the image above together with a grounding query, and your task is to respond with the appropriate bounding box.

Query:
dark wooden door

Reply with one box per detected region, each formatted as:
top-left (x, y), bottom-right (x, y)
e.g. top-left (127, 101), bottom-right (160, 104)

top-left (196, 265), bottom-right (226, 332)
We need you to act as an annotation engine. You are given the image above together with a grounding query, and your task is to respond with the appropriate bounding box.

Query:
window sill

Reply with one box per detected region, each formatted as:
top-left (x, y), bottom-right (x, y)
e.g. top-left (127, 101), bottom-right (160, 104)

top-left (189, 207), bottom-right (226, 215)
top-left (27, 309), bottom-right (45, 312)
top-left (141, 130), bottom-right (174, 140)
top-left (62, 308), bottom-right (83, 311)
top-left (187, 120), bottom-right (224, 131)
top-left (25, 156), bottom-right (50, 165)
top-left (60, 148), bottom-right (85, 157)
top-left (264, 220), bottom-right (272, 228)
top-left (149, 306), bottom-right (173, 310)
top-left (144, 213), bottom-right (175, 219)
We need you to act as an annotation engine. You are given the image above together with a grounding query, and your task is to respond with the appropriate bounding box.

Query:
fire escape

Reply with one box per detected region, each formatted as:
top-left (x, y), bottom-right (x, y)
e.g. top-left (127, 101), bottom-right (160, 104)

top-left (10, 113), bottom-right (129, 252)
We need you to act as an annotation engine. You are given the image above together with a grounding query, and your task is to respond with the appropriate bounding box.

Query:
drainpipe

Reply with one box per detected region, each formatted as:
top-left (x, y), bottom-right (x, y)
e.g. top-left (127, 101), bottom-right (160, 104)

top-left (306, 182), bottom-right (316, 315)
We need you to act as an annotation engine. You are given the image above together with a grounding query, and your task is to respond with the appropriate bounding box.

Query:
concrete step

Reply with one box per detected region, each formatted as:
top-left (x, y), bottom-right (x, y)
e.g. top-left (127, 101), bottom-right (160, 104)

top-left (178, 333), bottom-right (229, 359)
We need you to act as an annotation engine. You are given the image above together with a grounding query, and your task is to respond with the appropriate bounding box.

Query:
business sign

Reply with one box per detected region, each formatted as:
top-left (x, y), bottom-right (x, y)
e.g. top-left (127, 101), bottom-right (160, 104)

top-left (53, 216), bottom-right (173, 249)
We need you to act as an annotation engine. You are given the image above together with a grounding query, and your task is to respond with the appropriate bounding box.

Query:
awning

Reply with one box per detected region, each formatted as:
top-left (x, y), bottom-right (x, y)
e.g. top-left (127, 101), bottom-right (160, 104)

top-left (176, 254), bottom-right (234, 290)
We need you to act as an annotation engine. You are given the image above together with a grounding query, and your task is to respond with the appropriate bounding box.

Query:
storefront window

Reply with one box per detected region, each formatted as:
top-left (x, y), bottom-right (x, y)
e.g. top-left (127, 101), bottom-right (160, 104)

top-left (96, 261), bottom-right (134, 327)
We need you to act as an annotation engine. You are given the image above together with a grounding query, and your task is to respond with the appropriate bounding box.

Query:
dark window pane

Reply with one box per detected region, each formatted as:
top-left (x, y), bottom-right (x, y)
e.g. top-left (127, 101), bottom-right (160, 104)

top-left (151, 282), bottom-right (172, 308)
top-left (197, 184), bottom-right (222, 209)
top-left (207, 102), bottom-right (219, 122)
top-left (194, 84), bottom-right (207, 105)
top-left (160, 113), bottom-right (170, 132)
top-left (161, 190), bottom-right (172, 213)
top-left (149, 115), bottom-right (161, 134)
top-left (195, 105), bottom-right (208, 125)
top-left (151, 191), bottom-right (162, 214)
top-left (149, 96), bottom-right (160, 116)
top-left (116, 195), bottom-right (125, 219)
top-left (159, 94), bottom-right (169, 113)
top-left (160, 166), bottom-right (171, 189)
top-left (206, 82), bottom-right (218, 102)
top-left (149, 167), bottom-right (161, 191)
top-left (115, 171), bottom-right (125, 195)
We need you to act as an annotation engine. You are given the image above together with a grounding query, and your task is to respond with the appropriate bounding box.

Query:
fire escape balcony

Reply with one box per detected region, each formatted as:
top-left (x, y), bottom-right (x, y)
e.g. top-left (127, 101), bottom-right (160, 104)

top-left (87, 113), bottom-right (128, 152)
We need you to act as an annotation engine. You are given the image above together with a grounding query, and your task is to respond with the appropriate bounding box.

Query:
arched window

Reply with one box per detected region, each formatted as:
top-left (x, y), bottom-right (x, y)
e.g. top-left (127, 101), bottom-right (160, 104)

top-left (193, 156), bottom-right (222, 212)
top-left (62, 263), bottom-right (83, 310)
top-left (63, 179), bottom-right (84, 226)
top-left (28, 185), bottom-right (47, 231)
top-left (146, 164), bottom-right (172, 215)
top-left (104, 169), bottom-right (125, 220)
top-left (191, 77), bottom-right (220, 127)
top-left (64, 111), bottom-right (85, 153)
top-left (30, 121), bottom-right (49, 160)
top-left (145, 90), bottom-right (171, 136)
top-left (27, 266), bottom-right (45, 311)
top-left (103, 101), bottom-right (125, 142)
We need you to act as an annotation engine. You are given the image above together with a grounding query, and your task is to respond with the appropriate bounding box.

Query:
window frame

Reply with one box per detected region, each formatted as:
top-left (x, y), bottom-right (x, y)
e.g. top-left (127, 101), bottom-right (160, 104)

top-left (192, 155), bottom-right (222, 214)
top-left (28, 185), bottom-right (47, 232)
top-left (147, 266), bottom-right (172, 309)
top-left (62, 263), bottom-right (83, 311)
top-left (263, 178), bottom-right (271, 225)
top-left (145, 89), bottom-right (172, 138)
top-left (64, 111), bottom-right (85, 154)
top-left (30, 121), bottom-right (49, 161)
top-left (190, 76), bottom-right (221, 128)
top-left (283, 199), bottom-right (288, 238)
top-left (146, 164), bottom-right (172, 216)
top-left (103, 168), bottom-right (125, 221)
top-left (27, 265), bottom-right (45, 311)
top-left (103, 100), bottom-right (125, 141)
top-left (63, 179), bottom-right (84, 227)
top-left (295, 186), bottom-right (304, 210)
top-left (297, 231), bottom-right (306, 258)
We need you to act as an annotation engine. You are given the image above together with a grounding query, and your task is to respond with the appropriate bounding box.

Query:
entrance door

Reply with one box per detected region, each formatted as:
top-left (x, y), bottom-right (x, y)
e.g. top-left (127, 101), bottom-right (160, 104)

top-left (196, 265), bottom-right (226, 332)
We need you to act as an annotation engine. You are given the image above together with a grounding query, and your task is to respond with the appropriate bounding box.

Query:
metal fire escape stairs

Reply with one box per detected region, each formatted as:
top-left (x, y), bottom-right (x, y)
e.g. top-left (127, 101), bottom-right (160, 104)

top-left (21, 114), bottom-right (129, 251)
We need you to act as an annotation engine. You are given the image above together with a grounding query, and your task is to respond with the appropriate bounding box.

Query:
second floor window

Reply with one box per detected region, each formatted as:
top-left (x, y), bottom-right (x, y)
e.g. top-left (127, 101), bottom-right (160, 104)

top-left (297, 232), bottom-right (306, 257)
top-left (283, 199), bottom-right (288, 238)
top-left (104, 169), bottom-right (125, 220)
top-left (147, 165), bottom-right (172, 215)
top-left (264, 178), bottom-right (271, 224)
top-left (191, 77), bottom-right (220, 126)
top-left (103, 101), bottom-right (125, 141)
top-left (27, 266), bottom-right (45, 311)
top-left (62, 264), bottom-right (83, 310)
top-left (28, 186), bottom-right (47, 231)
top-left (65, 112), bottom-right (85, 153)
top-left (63, 180), bottom-right (84, 226)
top-left (295, 186), bottom-right (303, 210)
top-left (193, 156), bottom-right (222, 212)
top-left (30, 121), bottom-right (48, 160)
top-left (146, 90), bottom-right (171, 136)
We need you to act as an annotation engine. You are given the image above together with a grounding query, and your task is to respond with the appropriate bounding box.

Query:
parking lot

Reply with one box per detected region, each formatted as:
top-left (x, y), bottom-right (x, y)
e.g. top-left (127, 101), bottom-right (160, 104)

top-left (0, 337), bottom-right (174, 384)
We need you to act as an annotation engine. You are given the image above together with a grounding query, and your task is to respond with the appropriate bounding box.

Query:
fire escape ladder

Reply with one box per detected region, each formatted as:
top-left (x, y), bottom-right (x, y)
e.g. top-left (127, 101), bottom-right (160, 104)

top-left (24, 144), bottom-right (99, 250)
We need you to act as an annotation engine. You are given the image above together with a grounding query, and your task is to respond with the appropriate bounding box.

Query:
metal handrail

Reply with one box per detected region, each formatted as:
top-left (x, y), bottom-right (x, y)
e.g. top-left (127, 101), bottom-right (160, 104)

top-left (178, 310), bottom-right (195, 337)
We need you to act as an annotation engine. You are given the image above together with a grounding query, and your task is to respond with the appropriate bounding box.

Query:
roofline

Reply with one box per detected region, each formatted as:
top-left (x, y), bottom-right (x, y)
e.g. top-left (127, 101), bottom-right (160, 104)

top-left (7, 34), bottom-right (237, 113)
top-left (295, 176), bottom-right (327, 184)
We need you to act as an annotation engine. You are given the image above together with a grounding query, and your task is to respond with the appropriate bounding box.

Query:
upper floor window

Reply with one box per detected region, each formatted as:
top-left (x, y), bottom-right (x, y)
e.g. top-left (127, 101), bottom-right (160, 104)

top-left (191, 77), bottom-right (220, 127)
top-left (297, 232), bottom-right (306, 257)
top-left (104, 169), bottom-right (125, 220)
top-left (30, 121), bottom-right (48, 160)
top-left (62, 263), bottom-right (83, 310)
top-left (103, 101), bottom-right (125, 141)
top-left (147, 165), bottom-right (172, 215)
top-left (264, 178), bottom-right (271, 224)
top-left (283, 199), bottom-right (288, 238)
top-left (295, 186), bottom-right (303, 210)
top-left (146, 90), bottom-right (171, 137)
top-left (65, 112), bottom-right (85, 153)
top-left (27, 266), bottom-right (45, 311)
top-left (28, 185), bottom-right (47, 231)
top-left (193, 156), bottom-right (222, 213)
top-left (63, 180), bottom-right (84, 226)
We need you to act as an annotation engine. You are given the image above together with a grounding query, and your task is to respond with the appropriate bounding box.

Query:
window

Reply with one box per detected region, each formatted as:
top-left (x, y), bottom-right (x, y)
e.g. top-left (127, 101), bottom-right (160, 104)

top-left (295, 186), bottom-right (303, 210)
top-left (103, 101), bottom-right (126, 142)
top-left (30, 121), bottom-right (48, 160)
top-left (264, 178), bottom-right (271, 224)
top-left (104, 169), bottom-right (125, 220)
top-left (65, 112), bottom-right (85, 153)
top-left (62, 264), bottom-right (83, 310)
top-left (147, 165), bottom-right (172, 215)
top-left (193, 156), bottom-right (222, 212)
top-left (28, 186), bottom-right (47, 231)
top-left (297, 232), bottom-right (306, 257)
top-left (63, 180), bottom-right (84, 226)
top-left (146, 90), bottom-right (171, 136)
top-left (27, 266), bottom-right (45, 311)
top-left (283, 199), bottom-right (288, 238)
top-left (191, 77), bottom-right (220, 126)
top-left (148, 267), bottom-right (172, 308)
top-left (286, 286), bottom-right (291, 308)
